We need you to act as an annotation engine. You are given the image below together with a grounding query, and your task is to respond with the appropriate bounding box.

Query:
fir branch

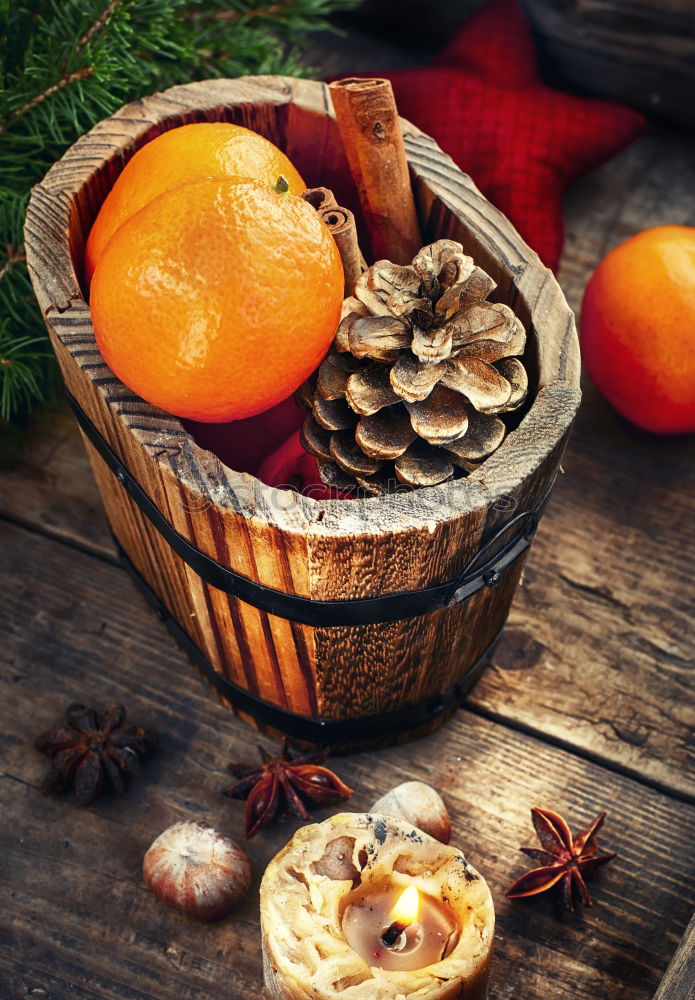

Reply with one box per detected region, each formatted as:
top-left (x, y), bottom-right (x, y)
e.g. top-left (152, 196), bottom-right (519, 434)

top-left (75, 0), bottom-right (121, 56)
top-left (3, 67), bottom-right (95, 130)
top-left (189, 3), bottom-right (286, 23)
top-left (0, 246), bottom-right (27, 285)
top-left (0, 328), bottom-right (53, 422)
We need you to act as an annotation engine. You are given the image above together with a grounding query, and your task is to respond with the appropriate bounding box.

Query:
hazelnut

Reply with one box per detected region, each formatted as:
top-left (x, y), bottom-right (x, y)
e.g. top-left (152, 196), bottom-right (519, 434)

top-left (371, 781), bottom-right (452, 844)
top-left (143, 820), bottom-right (251, 920)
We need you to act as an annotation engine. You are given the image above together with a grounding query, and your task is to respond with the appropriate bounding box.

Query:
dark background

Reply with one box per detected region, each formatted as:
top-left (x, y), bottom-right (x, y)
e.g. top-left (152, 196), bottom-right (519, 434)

top-left (307, 0), bottom-right (695, 129)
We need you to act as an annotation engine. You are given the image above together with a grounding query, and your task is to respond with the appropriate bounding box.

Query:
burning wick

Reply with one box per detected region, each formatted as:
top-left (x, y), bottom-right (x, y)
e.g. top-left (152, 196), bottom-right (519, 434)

top-left (380, 886), bottom-right (419, 950)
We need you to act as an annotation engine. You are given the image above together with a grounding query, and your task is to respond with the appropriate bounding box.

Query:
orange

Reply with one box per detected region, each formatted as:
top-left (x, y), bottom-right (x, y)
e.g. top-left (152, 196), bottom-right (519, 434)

top-left (84, 123), bottom-right (305, 281)
top-left (581, 226), bottom-right (695, 434)
top-left (90, 179), bottom-right (343, 423)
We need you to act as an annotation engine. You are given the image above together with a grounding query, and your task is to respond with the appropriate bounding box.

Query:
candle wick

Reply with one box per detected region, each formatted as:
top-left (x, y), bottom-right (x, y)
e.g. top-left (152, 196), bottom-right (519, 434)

top-left (381, 920), bottom-right (408, 949)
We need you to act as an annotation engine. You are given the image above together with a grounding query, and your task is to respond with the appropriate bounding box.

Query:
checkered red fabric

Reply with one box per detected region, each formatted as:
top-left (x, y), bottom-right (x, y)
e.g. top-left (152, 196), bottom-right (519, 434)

top-left (348, 0), bottom-right (645, 270)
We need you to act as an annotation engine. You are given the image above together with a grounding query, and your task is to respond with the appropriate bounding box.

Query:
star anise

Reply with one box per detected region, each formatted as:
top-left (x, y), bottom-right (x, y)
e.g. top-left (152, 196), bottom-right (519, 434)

top-left (223, 742), bottom-right (353, 838)
top-left (506, 807), bottom-right (616, 910)
top-left (35, 703), bottom-right (157, 805)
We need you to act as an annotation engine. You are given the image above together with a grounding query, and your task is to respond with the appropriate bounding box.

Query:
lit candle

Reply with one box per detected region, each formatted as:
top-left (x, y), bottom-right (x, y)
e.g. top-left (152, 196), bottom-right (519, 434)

top-left (260, 812), bottom-right (494, 999)
top-left (342, 882), bottom-right (459, 971)
top-left (380, 885), bottom-right (420, 948)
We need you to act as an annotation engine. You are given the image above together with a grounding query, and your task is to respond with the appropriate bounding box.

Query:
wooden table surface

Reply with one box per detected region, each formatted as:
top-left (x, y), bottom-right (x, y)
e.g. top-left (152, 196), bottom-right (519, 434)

top-left (2, 82), bottom-right (695, 1000)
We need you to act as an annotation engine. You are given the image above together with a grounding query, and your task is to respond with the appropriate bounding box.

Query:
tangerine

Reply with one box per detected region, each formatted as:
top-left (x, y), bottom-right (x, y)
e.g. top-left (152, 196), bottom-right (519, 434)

top-left (84, 123), bottom-right (306, 281)
top-left (581, 225), bottom-right (695, 434)
top-left (89, 178), bottom-right (343, 423)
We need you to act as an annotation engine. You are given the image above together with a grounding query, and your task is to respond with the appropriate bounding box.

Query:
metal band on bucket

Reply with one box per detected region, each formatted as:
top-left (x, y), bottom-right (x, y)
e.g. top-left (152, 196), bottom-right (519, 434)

top-left (116, 536), bottom-right (504, 746)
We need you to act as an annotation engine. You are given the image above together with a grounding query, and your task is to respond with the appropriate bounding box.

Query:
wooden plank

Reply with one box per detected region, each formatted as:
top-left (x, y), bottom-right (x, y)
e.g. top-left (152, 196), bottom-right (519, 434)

top-left (557, 123), bottom-right (695, 316)
top-left (7, 399), bottom-right (691, 797)
top-left (652, 912), bottom-right (695, 1000)
top-left (522, 0), bottom-right (695, 130)
top-left (2, 407), bottom-right (692, 799)
top-left (477, 402), bottom-right (695, 798)
top-left (1, 519), bottom-right (693, 1000)
top-left (469, 124), bottom-right (693, 800)
top-left (0, 398), bottom-right (113, 558)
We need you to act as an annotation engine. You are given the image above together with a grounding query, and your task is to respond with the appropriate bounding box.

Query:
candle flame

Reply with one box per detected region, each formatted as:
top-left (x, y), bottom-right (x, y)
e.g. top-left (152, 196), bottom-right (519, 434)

top-left (390, 886), bottom-right (419, 927)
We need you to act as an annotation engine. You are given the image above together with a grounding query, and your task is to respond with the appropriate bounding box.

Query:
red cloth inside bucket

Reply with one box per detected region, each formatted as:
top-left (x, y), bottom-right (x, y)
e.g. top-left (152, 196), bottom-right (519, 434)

top-left (183, 397), bottom-right (348, 499)
top-left (183, 395), bottom-right (303, 476)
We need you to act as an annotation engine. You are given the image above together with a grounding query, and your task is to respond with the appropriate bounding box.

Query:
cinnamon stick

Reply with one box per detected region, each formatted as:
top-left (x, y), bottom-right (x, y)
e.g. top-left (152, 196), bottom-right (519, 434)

top-left (318, 205), bottom-right (365, 296)
top-left (301, 187), bottom-right (338, 212)
top-left (329, 77), bottom-right (422, 265)
top-left (302, 187), bottom-right (366, 295)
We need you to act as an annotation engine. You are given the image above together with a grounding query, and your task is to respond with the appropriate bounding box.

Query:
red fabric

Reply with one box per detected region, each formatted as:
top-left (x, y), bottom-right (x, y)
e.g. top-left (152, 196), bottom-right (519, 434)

top-left (183, 395), bottom-right (304, 475)
top-left (257, 430), bottom-right (351, 500)
top-left (186, 403), bottom-right (348, 499)
top-left (343, 0), bottom-right (645, 270)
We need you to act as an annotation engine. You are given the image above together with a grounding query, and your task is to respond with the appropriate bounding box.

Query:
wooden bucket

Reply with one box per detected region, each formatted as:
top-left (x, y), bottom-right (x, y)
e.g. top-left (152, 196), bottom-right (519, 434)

top-left (25, 76), bottom-right (581, 750)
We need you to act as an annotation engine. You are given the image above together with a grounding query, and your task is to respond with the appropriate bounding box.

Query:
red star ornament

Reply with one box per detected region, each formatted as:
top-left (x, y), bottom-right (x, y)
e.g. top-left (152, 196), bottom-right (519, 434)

top-left (346, 0), bottom-right (645, 270)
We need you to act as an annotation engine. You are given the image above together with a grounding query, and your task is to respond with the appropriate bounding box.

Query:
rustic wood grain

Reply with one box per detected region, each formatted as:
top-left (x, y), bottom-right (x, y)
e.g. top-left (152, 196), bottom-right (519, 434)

top-left (557, 122), bottom-right (695, 316)
top-left (1, 519), bottom-right (693, 1000)
top-left (472, 121), bottom-right (695, 800)
top-left (476, 377), bottom-right (695, 800)
top-left (652, 912), bottom-right (695, 1000)
top-left (22, 75), bottom-right (579, 746)
top-left (521, 0), bottom-right (695, 130)
top-left (0, 399), bottom-right (113, 558)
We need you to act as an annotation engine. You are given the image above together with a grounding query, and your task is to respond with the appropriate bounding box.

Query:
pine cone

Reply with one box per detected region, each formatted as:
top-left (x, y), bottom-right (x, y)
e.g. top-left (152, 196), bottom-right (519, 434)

top-left (298, 240), bottom-right (528, 495)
